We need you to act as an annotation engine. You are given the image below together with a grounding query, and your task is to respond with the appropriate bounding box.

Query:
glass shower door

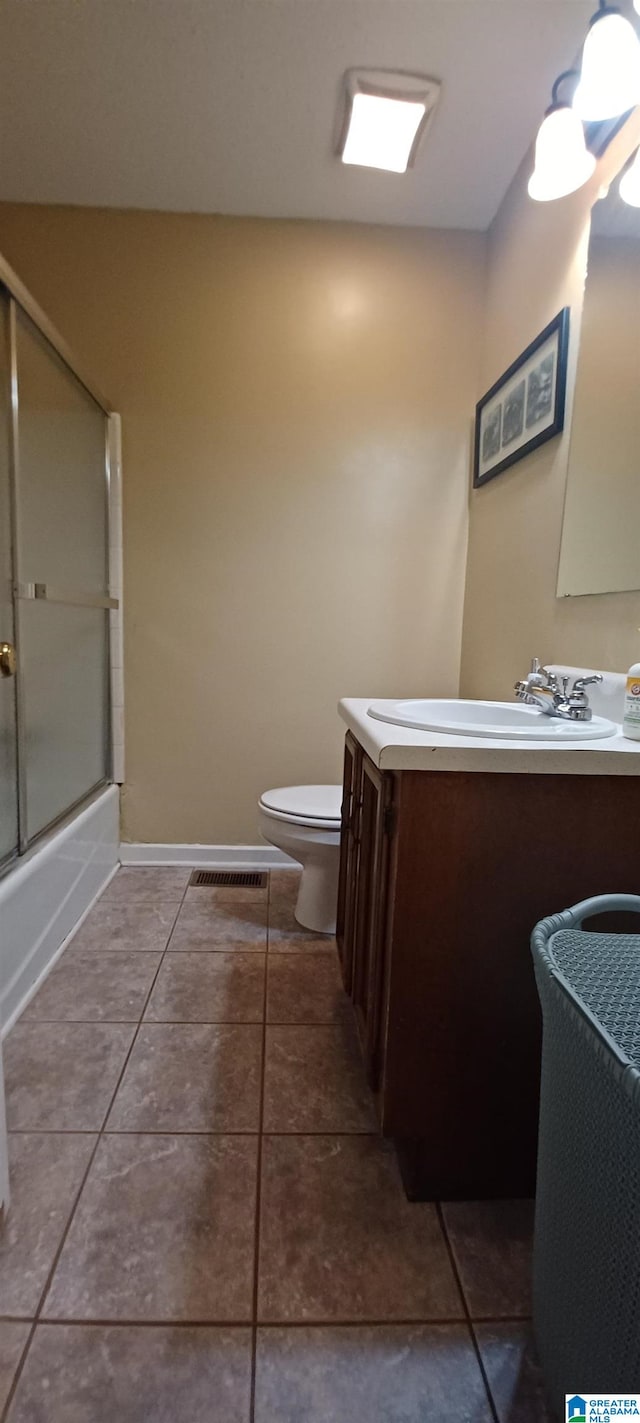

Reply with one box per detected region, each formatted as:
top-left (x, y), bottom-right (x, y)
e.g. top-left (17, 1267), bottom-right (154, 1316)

top-left (13, 306), bottom-right (111, 843)
top-left (0, 292), bottom-right (19, 867)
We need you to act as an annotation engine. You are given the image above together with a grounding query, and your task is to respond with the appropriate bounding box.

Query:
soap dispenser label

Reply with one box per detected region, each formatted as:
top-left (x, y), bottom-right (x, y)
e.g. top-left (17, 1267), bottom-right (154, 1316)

top-left (625, 677), bottom-right (640, 723)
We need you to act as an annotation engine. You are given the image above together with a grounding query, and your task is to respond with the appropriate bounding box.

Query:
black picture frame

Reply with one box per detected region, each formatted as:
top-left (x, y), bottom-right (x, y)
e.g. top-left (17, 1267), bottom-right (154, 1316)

top-left (473, 307), bottom-right (570, 489)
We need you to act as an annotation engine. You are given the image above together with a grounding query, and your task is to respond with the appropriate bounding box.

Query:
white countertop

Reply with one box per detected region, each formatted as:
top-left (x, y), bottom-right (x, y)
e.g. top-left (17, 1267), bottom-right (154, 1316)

top-left (339, 697), bottom-right (640, 776)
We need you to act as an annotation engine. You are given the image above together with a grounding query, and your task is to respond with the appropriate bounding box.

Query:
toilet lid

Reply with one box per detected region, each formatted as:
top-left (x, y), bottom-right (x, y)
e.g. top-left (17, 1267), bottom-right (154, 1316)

top-left (259, 784), bottom-right (342, 823)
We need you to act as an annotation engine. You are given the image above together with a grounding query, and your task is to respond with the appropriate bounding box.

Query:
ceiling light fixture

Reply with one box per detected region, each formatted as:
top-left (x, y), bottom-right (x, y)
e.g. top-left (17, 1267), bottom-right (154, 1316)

top-left (620, 146), bottom-right (640, 205)
top-left (528, 71), bottom-right (596, 201)
top-left (573, 1), bottom-right (640, 120)
top-left (338, 70), bottom-right (441, 174)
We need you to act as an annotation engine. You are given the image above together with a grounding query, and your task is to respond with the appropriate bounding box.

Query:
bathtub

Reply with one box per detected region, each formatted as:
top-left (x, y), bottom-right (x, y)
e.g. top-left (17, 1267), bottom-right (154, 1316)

top-left (0, 786), bottom-right (119, 1034)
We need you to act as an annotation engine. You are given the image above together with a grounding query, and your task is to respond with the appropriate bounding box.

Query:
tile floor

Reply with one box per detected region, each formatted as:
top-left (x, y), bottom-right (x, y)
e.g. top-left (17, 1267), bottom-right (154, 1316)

top-left (0, 868), bottom-right (552, 1421)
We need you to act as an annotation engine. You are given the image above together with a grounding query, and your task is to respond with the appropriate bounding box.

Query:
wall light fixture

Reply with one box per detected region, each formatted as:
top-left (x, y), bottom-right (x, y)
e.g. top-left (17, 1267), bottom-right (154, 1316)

top-left (529, 71), bottom-right (596, 201)
top-left (573, 2), bottom-right (640, 120)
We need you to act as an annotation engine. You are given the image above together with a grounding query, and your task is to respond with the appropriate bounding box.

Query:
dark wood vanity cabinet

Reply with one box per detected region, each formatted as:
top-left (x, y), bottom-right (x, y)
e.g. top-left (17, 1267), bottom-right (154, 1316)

top-left (336, 735), bottom-right (640, 1201)
top-left (337, 733), bottom-right (392, 1089)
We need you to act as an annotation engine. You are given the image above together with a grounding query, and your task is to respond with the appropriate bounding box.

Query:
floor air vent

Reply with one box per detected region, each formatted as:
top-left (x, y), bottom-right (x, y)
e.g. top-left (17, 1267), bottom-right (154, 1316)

top-left (188, 870), bottom-right (267, 889)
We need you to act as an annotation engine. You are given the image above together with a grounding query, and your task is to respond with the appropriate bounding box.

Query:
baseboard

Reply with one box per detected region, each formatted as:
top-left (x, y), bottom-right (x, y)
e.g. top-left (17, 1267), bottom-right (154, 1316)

top-left (119, 843), bottom-right (300, 869)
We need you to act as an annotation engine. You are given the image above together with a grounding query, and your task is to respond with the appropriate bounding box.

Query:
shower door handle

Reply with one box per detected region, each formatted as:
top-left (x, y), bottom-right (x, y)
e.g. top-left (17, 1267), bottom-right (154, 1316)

top-left (15, 583), bottom-right (119, 611)
top-left (0, 642), bottom-right (16, 678)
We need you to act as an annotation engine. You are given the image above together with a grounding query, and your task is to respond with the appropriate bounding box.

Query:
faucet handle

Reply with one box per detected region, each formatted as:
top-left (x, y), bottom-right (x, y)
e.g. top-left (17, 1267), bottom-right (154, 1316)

top-left (571, 673), bottom-right (603, 693)
top-left (527, 657), bottom-right (550, 688)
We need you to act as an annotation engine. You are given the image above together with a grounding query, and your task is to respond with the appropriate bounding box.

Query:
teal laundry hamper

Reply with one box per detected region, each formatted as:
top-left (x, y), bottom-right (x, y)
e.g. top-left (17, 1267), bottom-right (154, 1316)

top-left (531, 894), bottom-right (640, 1411)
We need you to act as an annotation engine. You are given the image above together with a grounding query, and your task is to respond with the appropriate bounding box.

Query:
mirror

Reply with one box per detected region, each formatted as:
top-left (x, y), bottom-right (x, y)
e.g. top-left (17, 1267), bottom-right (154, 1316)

top-left (557, 173), bottom-right (640, 596)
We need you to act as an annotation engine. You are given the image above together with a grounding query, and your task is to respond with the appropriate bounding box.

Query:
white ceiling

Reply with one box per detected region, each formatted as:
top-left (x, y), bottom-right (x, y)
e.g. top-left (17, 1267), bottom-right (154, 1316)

top-left (0, 0), bottom-right (595, 230)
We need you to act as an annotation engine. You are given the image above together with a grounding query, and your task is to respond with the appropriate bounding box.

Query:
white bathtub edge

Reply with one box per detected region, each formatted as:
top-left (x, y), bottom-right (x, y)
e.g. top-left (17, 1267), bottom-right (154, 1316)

top-left (0, 787), bottom-right (120, 1035)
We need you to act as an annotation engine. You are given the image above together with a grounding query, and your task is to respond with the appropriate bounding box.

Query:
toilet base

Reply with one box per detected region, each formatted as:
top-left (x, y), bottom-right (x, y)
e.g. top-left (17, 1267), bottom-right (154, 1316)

top-left (258, 793), bottom-right (341, 937)
top-left (294, 851), bottom-right (340, 935)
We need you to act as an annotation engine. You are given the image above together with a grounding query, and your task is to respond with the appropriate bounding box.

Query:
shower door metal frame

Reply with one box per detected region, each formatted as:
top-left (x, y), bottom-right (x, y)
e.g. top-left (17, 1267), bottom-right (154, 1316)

top-left (1, 250), bottom-right (119, 860)
top-left (0, 299), bottom-right (19, 874)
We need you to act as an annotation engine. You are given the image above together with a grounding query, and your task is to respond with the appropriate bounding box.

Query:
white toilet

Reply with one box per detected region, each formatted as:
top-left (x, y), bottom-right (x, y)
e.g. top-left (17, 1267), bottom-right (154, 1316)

top-left (258, 784), bottom-right (342, 934)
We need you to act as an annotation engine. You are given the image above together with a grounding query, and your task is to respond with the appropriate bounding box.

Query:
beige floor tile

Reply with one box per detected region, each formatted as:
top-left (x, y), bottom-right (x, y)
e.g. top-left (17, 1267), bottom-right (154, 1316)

top-left (44, 1134), bottom-right (258, 1321)
top-left (71, 902), bottom-right (179, 953)
top-left (268, 870), bottom-right (301, 904)
top-left (267, 871), bottom-right (328, 946)
top-left (258, 1135), bottom-right (463, 1323)
top-left (169, 896), bottom-right (267, 952)
top-left (266, 952), bottom-right (349, 1023)
top-left (441, 1200), bottom-right (534, 1318)
top-left (145, 952), bottom-right (265, 1023)
top-left (0, 1134), bottom-right (96, 1317)
top-left (98, 868), bottom-right (190, 905)
top-left (106, 1023), bottom-right (262, 1132)
top-left (267, 900), bottom-right (326, 947)
top-left (22, 952), bottom-right (161, 1023)
top-left (7, 1324), bottom-right (252, 1423)
top-left (184, 883), bottom-right (268, 906)
top-left (255, 1324), bottom-right (493, 1423)
top-left (267, 933), bottom-right (337, 954)
top-left (263, 1025), bottom-right (375, 1133)
top-left (475, 1323), bottom-right (553, 1423)
top-left (0, 1322), bottom-right (29, 1414)
top-left (5, 1022), bottom-right (136, 1131)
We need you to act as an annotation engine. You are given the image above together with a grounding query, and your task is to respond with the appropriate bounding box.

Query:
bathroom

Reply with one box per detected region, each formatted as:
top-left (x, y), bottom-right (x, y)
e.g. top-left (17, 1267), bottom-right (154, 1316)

top-left (0, 0), bottom-right (640, 1417)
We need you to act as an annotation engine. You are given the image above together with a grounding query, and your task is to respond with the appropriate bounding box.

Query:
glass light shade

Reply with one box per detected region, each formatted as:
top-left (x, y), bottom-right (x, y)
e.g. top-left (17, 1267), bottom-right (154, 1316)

top-left (620, 147), bottom-right (640, 206)
top-left (341, 92), bottom-right (426, 172)
top-left (573, 10), bottom-right (640, 120)
top-left (528, 105), bottom-right (596, 201)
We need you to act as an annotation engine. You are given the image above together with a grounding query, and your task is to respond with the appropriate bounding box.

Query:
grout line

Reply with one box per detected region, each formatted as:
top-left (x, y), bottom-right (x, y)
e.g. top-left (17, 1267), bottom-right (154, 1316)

top-left (0, 1312), bottom-right (533, 1330)
top-left (19, 1018), bottom-right (266, 1028)
top-left (6, 1127), bottom-right (379, 1139)
top-left (248, 872), bottom-right (271, 1423)
top-left (0, 880), bottom-right (189, 1423)
top-left (69, 946), bottom-right (268, 955)
top-left (467, 1313), bottom-right (534, 1326)
top-left (436, 1203), bottom-right (501, 1423)
top-left (15, 1017), bottom-right (348, 1028)
top-left (102, 1127), bottom-right (377, 1137)
top-left (164, 947), bottom-right (267, 955)
top-left (6, 1129), bottom-right (391, 1139)
top-left (7, 1128), bottom-right (263, 1138)
top-left (58, 943), bottom-right (339, 956)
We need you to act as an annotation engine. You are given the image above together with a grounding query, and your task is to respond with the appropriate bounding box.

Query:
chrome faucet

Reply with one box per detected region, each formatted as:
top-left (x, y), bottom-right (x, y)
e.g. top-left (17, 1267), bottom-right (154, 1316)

top-left (514, 659), bottom-right (603, 721)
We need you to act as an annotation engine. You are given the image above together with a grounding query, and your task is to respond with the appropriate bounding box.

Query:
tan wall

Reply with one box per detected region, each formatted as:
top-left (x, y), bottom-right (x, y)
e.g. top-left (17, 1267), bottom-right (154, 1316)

top-left (461, 114), bottom-right (640, 699)
top-left (0, 205), bottom-right (485, 842)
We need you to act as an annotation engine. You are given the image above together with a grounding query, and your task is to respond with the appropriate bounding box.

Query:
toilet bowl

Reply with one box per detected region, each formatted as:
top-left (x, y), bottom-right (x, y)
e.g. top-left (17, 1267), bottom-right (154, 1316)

top-left (258, 784), bottom-right (342, 934)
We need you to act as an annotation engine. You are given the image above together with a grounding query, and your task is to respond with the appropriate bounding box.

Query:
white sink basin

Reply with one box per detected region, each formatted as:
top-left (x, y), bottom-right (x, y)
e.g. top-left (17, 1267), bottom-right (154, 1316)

top-left (367, 698), bottom-right (618, 741)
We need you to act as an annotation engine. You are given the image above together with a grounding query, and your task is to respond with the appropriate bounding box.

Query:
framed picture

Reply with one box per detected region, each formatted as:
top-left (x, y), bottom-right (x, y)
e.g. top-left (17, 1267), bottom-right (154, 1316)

top-left (473, 307), bottom-right (570, 488)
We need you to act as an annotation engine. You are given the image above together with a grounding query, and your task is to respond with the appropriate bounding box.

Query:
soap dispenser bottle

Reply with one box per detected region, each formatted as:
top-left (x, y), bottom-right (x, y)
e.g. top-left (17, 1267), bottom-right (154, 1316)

top-left (623, 645), bottom-right (640, 740)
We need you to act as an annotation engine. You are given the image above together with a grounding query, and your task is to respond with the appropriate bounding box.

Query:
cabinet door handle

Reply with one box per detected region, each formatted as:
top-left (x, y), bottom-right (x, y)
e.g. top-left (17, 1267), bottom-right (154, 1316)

top-left (0, 642), bottom-right (17, 678)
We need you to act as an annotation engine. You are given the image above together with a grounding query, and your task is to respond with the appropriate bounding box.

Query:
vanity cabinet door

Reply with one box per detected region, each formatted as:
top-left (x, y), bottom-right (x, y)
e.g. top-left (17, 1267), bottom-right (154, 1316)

top-left (336, 731), bottom-right (361, 994)
top-left (350, 755), bottom-right (394, 1090)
